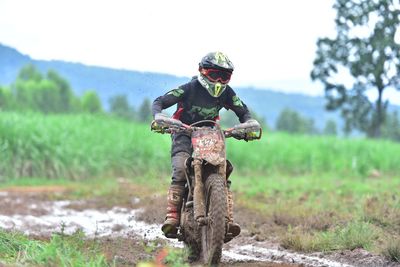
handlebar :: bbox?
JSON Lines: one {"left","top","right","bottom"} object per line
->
{"left": 151, "top": 119, "right": 262, "bottom": 141}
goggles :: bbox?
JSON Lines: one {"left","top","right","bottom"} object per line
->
{"left": 200, "top": 68, "right": 232, "bottom": 84}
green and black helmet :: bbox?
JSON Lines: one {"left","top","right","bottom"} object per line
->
{"left": 198, "top": 52, "right": 234, "bottom": 97}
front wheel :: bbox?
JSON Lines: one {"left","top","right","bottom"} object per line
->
{"left": 180, "top": 197, "right": 201, "bottom": 263}
{"left": 201, "top": 174, "right": 227, "bottom": 266}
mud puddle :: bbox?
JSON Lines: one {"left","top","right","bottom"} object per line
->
{"left": 0, "top": 190, "right": 396, "bottom": 267}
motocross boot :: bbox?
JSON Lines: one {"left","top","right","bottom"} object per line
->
{"left": 226, "top": 188, "right": 241, "bottom": 240}
{"left": 161, "top": 184, "right": 185, "bottom": 237}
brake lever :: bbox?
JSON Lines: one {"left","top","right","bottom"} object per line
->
{"left": 246, "top": 128, "right": 262, "bottom": 141}
{"left": 151, "top": 120, "right": 170, "bottom": 134}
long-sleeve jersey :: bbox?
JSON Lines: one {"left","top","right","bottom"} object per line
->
{"left": 152, "top": 77, "right": 252, "bottom": 125}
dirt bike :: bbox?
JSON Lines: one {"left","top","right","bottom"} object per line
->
{"left": 151, "top": 118, "right": 261, "bottom": 266}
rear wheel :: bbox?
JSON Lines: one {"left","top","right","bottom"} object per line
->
{"left": 201, "top": 174, "right": 227, "bottom": 266}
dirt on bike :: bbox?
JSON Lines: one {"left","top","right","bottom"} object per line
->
{"left": 151, "top": 118, "right": 261, "bottom": 266}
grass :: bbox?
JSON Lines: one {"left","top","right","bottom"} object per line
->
{"left": 383, "top": 239, "right": 400, "bottom": 262}
{"left": 0, "top": 229, "right": 108, "bottom": 266}
{"left": 231, "top": 173, "right": 399, "bottom": 255}
{"left": 281, "top": 221, "right": 378, "bottom": 252}
{"left": 226, "top": 132, "right": 400, "bottom": 176}
{"left": 231, "top": 174, "right": 400, "bottom": 221}
{"left": 0, "top": 112, "right": 171, "bottom": 180}
{"left": 258, "top": 186, "right": 397, "bottom": 257}
{"left": 0, "top": 175, "right": 167, "bottom": 210}
{"left": 136, "top": 246, "right": 190, "bottom": 267}
{"left": 1, "top": 112, "right": 400, "bottom": 181}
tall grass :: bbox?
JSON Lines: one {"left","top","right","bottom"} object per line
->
{"left": 227, "top": 132, "right": 400, "bottom": 176}
{"left": 1, "top": 112, "right": 400, "bottom": 180}
{"left": 0, "top": 112, "right": 171, "bottom": 180}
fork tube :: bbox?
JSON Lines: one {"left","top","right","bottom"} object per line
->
{"left": 193, "top": 159, "right": 206, "bottom": 224}
{"left": 218, "top": 162, "right": 226, "bottom": 179}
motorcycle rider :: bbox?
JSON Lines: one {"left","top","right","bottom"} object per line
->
{"left": 151, "top": 51, "right": 260, "bottom": 238}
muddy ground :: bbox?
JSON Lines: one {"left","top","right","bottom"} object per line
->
{"left": 0, "top": 184, "right": 398, "bottom": 267}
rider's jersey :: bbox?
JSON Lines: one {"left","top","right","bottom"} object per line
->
{"left": 152, "top": 77, "right": 252, "bottom": 125}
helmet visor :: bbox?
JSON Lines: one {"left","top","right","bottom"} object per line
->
{"left": 201, "top": 68, "right": 232, "bottom": 84}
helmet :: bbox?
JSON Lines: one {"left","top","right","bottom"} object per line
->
{"left": 199, "top": 51, "right": 235, "bottom": 71}
{"left": 198, "top": 52, "right": 234, "bottom": 97}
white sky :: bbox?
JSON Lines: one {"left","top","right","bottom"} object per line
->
{"left": 0, "top": 0, "right": 338, "bottom": 95}
{"left": 1, "top": 0, "right": 399, "bottom": 103}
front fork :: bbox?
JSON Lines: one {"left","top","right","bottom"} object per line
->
{"left": 193, "top": 159, "right": 226, "bottom": 226}
{"left": 193, "top": 159, "right": 206, "bottom": 225}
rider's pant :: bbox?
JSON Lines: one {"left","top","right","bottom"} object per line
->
{"left": 171, "top": 151, "right": 190, "bottom": 186}
{"left": 171, "top": 132, "right": 192, "bottom": 156}
{"left": 171, "top": 132, "right": 192, "bottom": 186}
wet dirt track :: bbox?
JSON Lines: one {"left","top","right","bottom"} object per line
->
{"left": 0, "top": 187, "right": 398, "bottom": 267}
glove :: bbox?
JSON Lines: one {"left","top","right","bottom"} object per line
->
{"left": 154, "top": 113, "right": 182, "bottom": 127}
{"left": 151, "top": 120, "right": 166, "bottom": 133}
{"left": 154, "top": 113, "right": 169, "bottom": 122}
{"left": 233, "top": 119, "right": 260, "bottom": 132}
{"left": 245, "top": 131, "right": 259, "bottom": 141}
{"left": 243, "top": 119, "right": 261, "bottom": 141}
{"left": 244, "top": 119, "right": 261, "bottom": 129}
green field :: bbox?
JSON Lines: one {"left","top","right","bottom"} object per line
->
{"left": 1, "top": 111, "right": 400, "bottom": 180}
{"left": 1, "top": 112, "right": 400, "bottom": 265}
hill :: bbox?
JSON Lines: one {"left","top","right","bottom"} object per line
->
{"left": 0, "top": 43, "right": 188, "bottom": 108}
{"left": 1, "top": 43, "right": 395, "bottom": 131}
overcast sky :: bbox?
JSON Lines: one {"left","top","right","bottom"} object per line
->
{"left": 1, "top": 0, "right": 399, "bottom": 103}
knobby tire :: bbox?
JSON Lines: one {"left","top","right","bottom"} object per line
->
{"left": 201, "top": 174, "right": 227, "bottom": 266}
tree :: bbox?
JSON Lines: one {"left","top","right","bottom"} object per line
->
{"left": 276, "top": 108, "right": 317, "bottom": 134}
{"left": 138, "top": 98, "right": 152, "bottom": 123}
{"left": 17, "top": 63, "right": 42, "bottom": 82}
{"left": 311, "top": 0, "right": 400, "bottom": 138}
{"left": 323, "top": 119, "right": 338, "bottom": 136}
{"left": 10, "top": 65, "right": 81, "bottom": 113}
{"left": 12, "top": 79, "right": 37, "bottom": 111}
{"left": 12, "top": 64, "right": 43, "bottom": 111}
{"left": 0, "top": 86, "right": 14, "bottom": 110}
{"left": 109, "top": 94, "right": 136, "bottom": 120}
{"left": 34, "top": 79, "right": 61, "bottom": 113}
{"left": 381, "top": 111, "right": 400, "bottom": 142}
{"left": 81, "top": 91, "right": 103, "bottom": 113}
{"left": 47, "top": 69, "right": 77, "bottom": 112}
